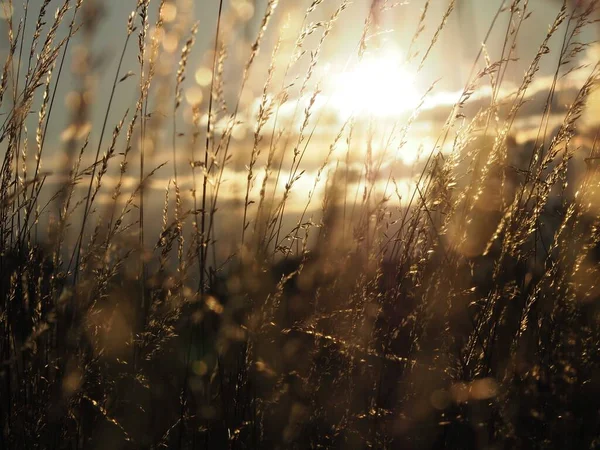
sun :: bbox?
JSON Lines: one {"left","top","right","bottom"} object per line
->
{"left": 331, "top": 49, "right": 420, "bottom": 118}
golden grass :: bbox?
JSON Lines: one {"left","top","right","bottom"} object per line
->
{"left": 1, "top": 0, "right": 600, "bottom": 448}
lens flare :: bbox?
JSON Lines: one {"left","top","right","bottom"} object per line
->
{"left": 332, "top": 49, "right": 420, "bottom": 118}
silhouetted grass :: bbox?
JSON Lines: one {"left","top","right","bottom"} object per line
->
{"left": 1, "top": 0, "right": 600, "bottom": 448}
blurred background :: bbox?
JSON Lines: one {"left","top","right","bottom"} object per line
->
{"left": 1, "top": 0, "right": 598, "bottom": 250}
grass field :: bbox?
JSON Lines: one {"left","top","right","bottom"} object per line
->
{"left": 1, "top": 0, "right": 600, "bottom": 448}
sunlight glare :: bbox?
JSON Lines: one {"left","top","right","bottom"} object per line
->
{"left": 332, "top": 49, "right": 420, "bottom": 118}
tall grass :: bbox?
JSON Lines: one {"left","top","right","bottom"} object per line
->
{"left": 1, "top": 0, "right": 600, "bottom": 448}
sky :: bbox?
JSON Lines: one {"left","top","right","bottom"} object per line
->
{"left": 1, "top": 0, "right": 598, "bottom": 246}
{"left": 1, "top": 0, "right": 593, "bottom": 148}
